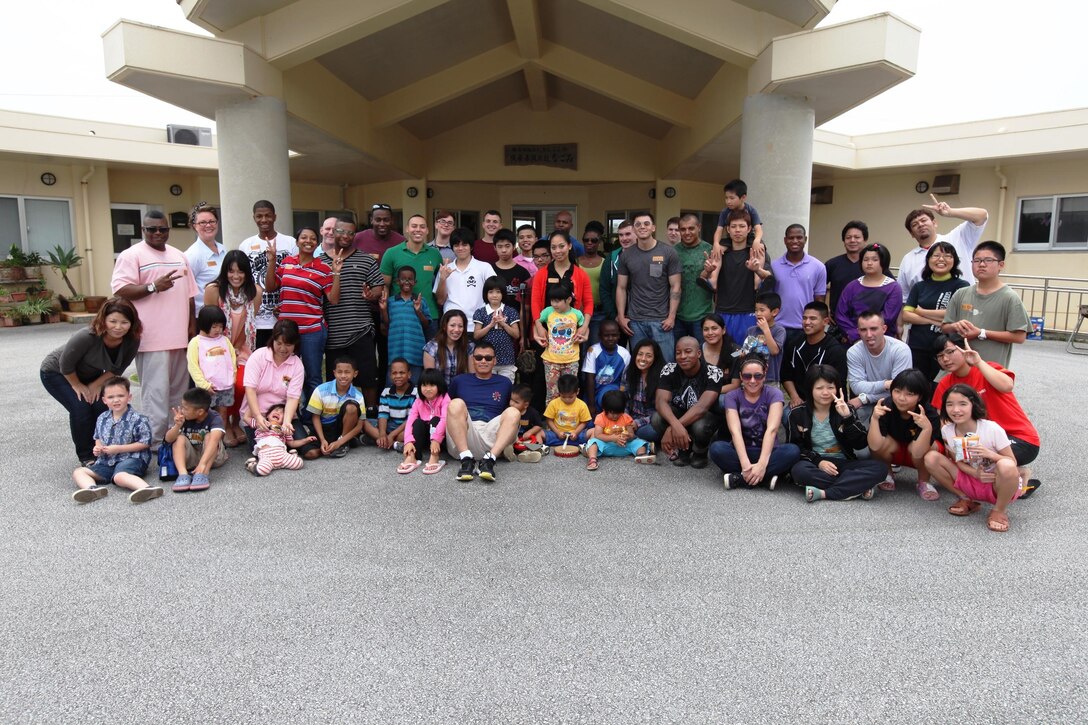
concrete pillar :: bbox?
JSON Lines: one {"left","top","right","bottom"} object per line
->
{"left": 739, "top": 94, "right": 814, "bottom": 260}
{"left": 215, "top": 96, "right": 292, "bottom": 246}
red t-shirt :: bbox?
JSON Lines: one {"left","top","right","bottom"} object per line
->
{"left": 473, "top": 239, "right": 500, "bottom": 265}
{"left": 931, "top": 363, "right": 1039, "bottom": 446}
{"left": 352, "top": 229, "right": 404, "bottom": 261}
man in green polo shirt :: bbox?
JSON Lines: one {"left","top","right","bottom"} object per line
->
{"left": 381, "top": 213, "right": 443, "bottom": 337}
{"left": 674, "top": 213, "right": 714, "bottom": 345}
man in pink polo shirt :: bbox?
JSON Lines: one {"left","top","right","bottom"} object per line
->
{"left": 111, "top": 210, "right": 198, "bottom": 445}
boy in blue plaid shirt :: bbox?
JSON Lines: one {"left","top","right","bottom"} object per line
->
{"left": 71, "top": 377, "right": 163, "bottom": 504}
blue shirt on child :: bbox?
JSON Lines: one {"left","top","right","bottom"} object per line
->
{"left": 93, "top": 405, "right": 152, "bottom": 466}
{"left": 387, "top": 295, "right": 430, "bottom": 367}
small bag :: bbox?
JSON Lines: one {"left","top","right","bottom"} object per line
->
{"left": 157, "top": 442, "right": 179, "bottom": 482}
{"left": 516, "top": 349, "right": 537, "bottom": 377}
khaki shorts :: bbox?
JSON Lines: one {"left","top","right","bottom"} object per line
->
{"left": 446, "top": 417, "right": 504, "bottom": 460}
{"left": 179, "top": 437, "right": 229, "bottom": 469}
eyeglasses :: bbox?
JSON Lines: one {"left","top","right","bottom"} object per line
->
{"left": 633, "top": 221, "right": 654, "bottom": 228}
{"left": 371, "top": 204, "right": 392, "bottom": 211}
{"left": 740, "top": 372, "right": 766, "bottom": 381}
{"left": 583, "top": 236, "right": 600, "bottom": 243}
{"left": 334, "top": 228, "right": 353, "bottom": 234}
{"left": 929, "top": 253, "right": 954, "bottom": 260}
{"left": 473, "top": 354, "right": 494, "bottom": 361}
{"left": 436, "top": 218, "right": 454, "bottom": 225}
{"left": 533, "top": 254, "right": 551, "bottom": 261}
{"left": 971, "top": 257, "right": 1000, "bottom": 265}
{"left": 194, "top": 220, "right": 217, "bottom": 227}
{"left": 143, "top": 226, "right": 169, "bottom": 234}
{"left": 935, "top": 349, "right": 960, "bottom": 360}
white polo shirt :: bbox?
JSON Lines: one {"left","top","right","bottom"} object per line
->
{"left": 897, "top": 218, "right": 986, "bottom": 302}
{"left": 238, "top": 232, "right": 298, "bottom": 329}
{"left": 184, "top": 238, "right": 225, "bottom": 311}
{"left": 434, "top": 257, "right": 496, "bottom": 331}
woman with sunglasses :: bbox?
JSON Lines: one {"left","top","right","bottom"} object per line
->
{"left": 577, "top": 221, "right": 606, "bottom": 345}
{"left": 710, "top": 355, "right": 800, "bottom": 490}
{"left": 901, "top": 241, "right": 969, "bottom": 380}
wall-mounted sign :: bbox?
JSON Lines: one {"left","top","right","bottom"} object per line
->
{"left": 504, "top": 143, "right": 577, "bottom": 170}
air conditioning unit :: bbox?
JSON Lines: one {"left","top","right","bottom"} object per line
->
{"left": 931, "top": 174, "right": 960, "bottom": 195}
{"left": 810, "top": 185, "right": 834, "bottom": 205}
{"left": 167, "top": 125, "right": 213, "bottom": 147}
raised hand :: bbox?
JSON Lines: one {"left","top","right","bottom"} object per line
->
{"left": 833, "top": 388, "right": 852, "bottom": 417}
{"left": 923, "top": 193, "right": 952, "bottom": 217}
{"left": 172, "top": 406, "right": 185, "bottom": 427}
{"left": 153, "top": 270, "right": 183, "bottom": 292}
{"left": 872, "top": 398, "right": 891, "bottom": 421}
{"left": 907, "top": 404, "right": 931, "bottom": 430}
{"left": 961, "top": 338, "right": 982, "bottom": 367}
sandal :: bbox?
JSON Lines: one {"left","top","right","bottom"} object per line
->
{"left": 987, "top": 510, "right": 1010, "bottom": 533}
{"left": 878, "top": 474, "right": 896, "bottom": 492}
{"left": 586, "top": 457, "right": 599, "bottom": 471}
{"left": 244, "top": 457, "right": 259, "bottom": 476}
{"left": 916, "top": 481, "right": 940, "bottom": 501}
{"left": 397, "top": 460, "right": 422, "bottom": 474}
{"left": 948, "top": 498, "right": 981, "bottom": 516}
{"left": 422, "top": 460, "right": 447, "bottom": 475}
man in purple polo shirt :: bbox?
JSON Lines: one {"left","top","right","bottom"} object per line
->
{"left": 771, "top": 223, "right": 826, "bottom": 346}
{"left": 353, "top": 204, "right": 404, "bottom": 261}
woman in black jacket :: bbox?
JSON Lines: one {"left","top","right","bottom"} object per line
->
{"left": 788, "top": 364, "right": 887, "bottom": 502}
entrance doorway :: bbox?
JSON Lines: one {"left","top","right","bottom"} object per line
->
{"left": 511, "top": 205, "right": 575, "bottom": 236}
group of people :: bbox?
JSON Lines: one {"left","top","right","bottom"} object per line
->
{"left": 39, "top": 182, "right": 1042, "bottom": 532}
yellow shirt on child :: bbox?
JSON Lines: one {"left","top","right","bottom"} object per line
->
{"left": 544, "top": 397, "right": 591, "bottom": 433}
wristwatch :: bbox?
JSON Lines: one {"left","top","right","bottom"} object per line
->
{"left": 858, "top": 393, "right": 869, "bottom": 405}
{"left": 977, "top": 329, "right": 988, "bottom": 340}
{"left": 146, "top": 282, "right": 156, "bottom": 294}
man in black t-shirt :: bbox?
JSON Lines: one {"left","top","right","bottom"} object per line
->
{"left": 781, "top": 301, "right": 848, "bottom": 409}
{"left": 824, "top": 220, "right": 867, "bottom": 318}
{"left": 648, "top": 337, "right": 724, "bottom": 469}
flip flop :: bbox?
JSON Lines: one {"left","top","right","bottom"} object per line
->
{"left": 916, "top": 481, "right": 940, "bottom": 501}
{"left": 422, "top": 460, "right": 447, "bottom": 475}
{"left": 987, "top": 510, "right": 1010, "bottom": 533}
{"left": 948, "top": 498, "right": 981, "bottom": 516}
{"left": 397, "top": 461, "right": 422, "bottom": 474}
{"left": 586, "top": 457, "right": 599, "bottom": 471}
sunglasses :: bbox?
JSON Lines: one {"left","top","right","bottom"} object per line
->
{"left": 473, "top": 354, "right": 494, "bottom": 361}
{"left": 143, "top": 226, "right": 170, "bottom": 234}
{"left": 371, "top": 203, "right": 392, "bottom": 211}
{"left": 741, "top": 372, "right": 766, "bottom": 381}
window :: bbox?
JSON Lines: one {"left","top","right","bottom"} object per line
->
{"left": 0, "top": 195, "right": 74, "bottom": 257}
{"left": 1016, "top": 194, "right": 1088, "bottom": 250}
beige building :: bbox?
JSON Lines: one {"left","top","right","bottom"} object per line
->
{"left": 1, "top": 1, "right": 1086, "bottom": 326}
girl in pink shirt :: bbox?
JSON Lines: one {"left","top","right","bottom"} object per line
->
{"left": 397, "top": 368, "right": 450, "bottom": 475}
{"left": 187, "top": 306, "right": 238, "bottom": 433}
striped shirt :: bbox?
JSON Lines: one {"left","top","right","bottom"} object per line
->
{"left": 276, "top": 255, "right": 333, "bottom": 334}
{"left": 378, "top": 386, "right": 418, "bottom": 425}
{"left": 322, "top": 250, "right": 385, "bottom": 347}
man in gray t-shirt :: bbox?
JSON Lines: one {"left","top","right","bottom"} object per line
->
{"left": 616, "top": 213, "right": 682, "bottom": 362}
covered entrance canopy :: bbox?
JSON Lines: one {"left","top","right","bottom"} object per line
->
{"left": 104, "top": 0, "right": 919, "bottom": 252}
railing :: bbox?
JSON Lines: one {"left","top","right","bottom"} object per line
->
{"left": 1003, "top": 274, "right": 1088, "bottom": 335}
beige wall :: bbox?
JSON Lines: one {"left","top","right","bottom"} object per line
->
{"left": 809, "top": 160, "right": 1088, "bottom": 279}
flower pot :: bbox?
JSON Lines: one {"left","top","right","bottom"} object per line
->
{"left": 10, "top": 291, "right": 27, "bottom": 302}
{"left": 1, "top": 316, "right": 21, "bottom": 328}
{"left": 68, "top": 299, "right": 87, "bottom": 312}
{"left": 0, "top": 267, "right": 24, "bottom": 283}
{"left": 22, "top": 266, "right": 42, "bottom": 280}
{"left": 36, "top": 290, "right": 53, "bottom": 300}
{"left": 84, "top": 295, "right": 107, "bottom": 312}
{"left": 24, "top": 315, "right": 43, "bottom": 325}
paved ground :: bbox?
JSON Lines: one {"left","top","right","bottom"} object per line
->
{"left": 1, "top": 323, "right": 1085, "bottom": 723}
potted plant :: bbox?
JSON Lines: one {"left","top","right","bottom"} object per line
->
{"left": 21, "top": 250, "right": 45, "bottom": 280}
{"left": 25, "top": 284, "right": 52, "bottom": 301}
{"left": 0, "top": 310, "right": 21, "bottom": 328}
{"left": 14, "top": 300, "right": 42, "bottom": 324}
{"left": 84, "top": 294, "right": 107, "bottom": 312}
{"left": 0, "top": 286, "right": 11, "bottom": 304}
{"left": 23, "top": 298, "right": 59, "bottom": 323}
{"left": 46, "top": 245, "right": 83, "bottom": 307}
{"left": 10, "top": 288, "right": 28, "bottom": 302}
{"left": 68, "top": 294, "right": 86, "bottom": 312}
{"left": 0, "top": 256, "right": 24, "bottom": 284}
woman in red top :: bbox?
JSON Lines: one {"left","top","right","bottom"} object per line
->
{"left": 531, "top": 231, "right": 593, "bottom": 344}
{"left": 264, "top": 227, "right": 343, "bottom": 401}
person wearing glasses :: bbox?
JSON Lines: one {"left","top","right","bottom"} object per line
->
{"left": 445, "top": 340, "right": 521, "bottom": 483}
{"left": 183, "top": 202, "right": 224, "bottom": 312}
{"left": 576, "top": 221, "right": 606, "bottom": 345}
{"left": 353, "top": 203, "right": 404, "bottom": 259}
{"left": 900, "top": 242, "right": 969, "bottom": 381}
{"left": 940, "top": 241, "right": 1030, "bottom": 369}
{"left": 110, "top": 210, "right": 198, "bottom": 445}
{"left": 898, "top": 196, "right": 988, "bottom": 304}
{"left": 429, "top": 210, "right": 457, "bottom": 264}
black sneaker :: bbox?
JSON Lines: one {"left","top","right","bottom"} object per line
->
{"left": 723, "top": 473, "right": 743, "bottom": 490}
{"left": 456, "top": 457, "right": 476, "bottom": 481}
{"left": 690, "top": 451, "right": 709, "bottom": 469}
{"left": 1020, "top": 478, "right": 1041, "bottom": 499}
{"left": 478, "top": 456, "right": 496, "bottom": 482}
{"left": 672, "top": 449, "right": 692, "bottom": 467}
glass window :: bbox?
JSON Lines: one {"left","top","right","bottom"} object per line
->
{"left": 25, "top": 199, "right": 73, "bottom": 257}
{"left": 0, "top": 198, "right": 20, "bottom": 250}
{"left": 1056, "top": 196, "right": 1088, "bottom": 247}
{"left": 1016, "top": 198, "right": 1052, "bottom": 247}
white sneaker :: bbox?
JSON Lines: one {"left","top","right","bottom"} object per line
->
{"left": 128, "top": 486, "right": 164, "bottom": 504}
{"left": 768, "top": 475, "right": 778, "bottom": 491}
{"left": 72, "top": 486, "right": 107, "bottom": 504}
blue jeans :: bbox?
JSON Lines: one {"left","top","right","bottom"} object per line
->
{"left": 672, "top": 319, "right": 705, "bottom": 347}
{"left": 41, "top": 369, "right": 106, "bottom": 463}
{"left": 298, "top": 324, "right": 328, "bottom": 403}
{"left": 709, "top": 440, "right": 801, "bottom": 478}
{"left": 544, "top": 429, "right": 590, "bottom": 446}
{"left": 629, "top": 320, "right": 676, "bottom": 363}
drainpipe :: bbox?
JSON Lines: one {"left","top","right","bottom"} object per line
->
{"left": 80, "top": 166, "right": 96, "bottom": 295}
{"left": 994, "top": 165, "right": 1008, "bottom": 244}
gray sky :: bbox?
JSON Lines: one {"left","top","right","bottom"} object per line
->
{"left": 1, "top": 0, "right": 1083, "bottom": 135}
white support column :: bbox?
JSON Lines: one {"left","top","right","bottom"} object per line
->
{"left": 739, "top": 94, "right": 814, "bottom": 259}
{"left": 215, "top": 97, "right": 292, "bottom": 246}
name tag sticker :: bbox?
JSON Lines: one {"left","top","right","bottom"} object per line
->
{"left": 652, "top": 256, "right": 664, "bottom": 262}
{"left": 207, "top": 260, "right": 217, "bottom": 267}
{"left": 423, "top": 265, "right": 434, "bottom": 272}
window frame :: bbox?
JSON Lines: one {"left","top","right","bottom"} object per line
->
{"left": 0, "top": 194, "right": 76, "bottom": 257}
{"left": 1015, "top": 193, "right": 1088, "bottom": 251}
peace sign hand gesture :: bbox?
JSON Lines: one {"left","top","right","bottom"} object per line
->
{"left": 907, "top": 404, "right": 932, "bottom": 430}
{"left": 922, "top": 193, "right": 952, "bottom": 217}
{"left": 833, "top": 388, "right": 852, "bottom": 417}
{"left": 962, "top": 338, "right": 982, "bottom": 367}
{"left": 871, "top": 397, "right": 891, "bottom": 421}
{"left": 329, "top": 248, "right": 345, "bottom": 275}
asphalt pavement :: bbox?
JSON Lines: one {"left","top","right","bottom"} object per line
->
{"left": 1, "top": 324, "right": 1085, "bottom": 723}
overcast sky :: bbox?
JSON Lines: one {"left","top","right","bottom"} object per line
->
{"left": 1, "top": 0, "right": 1083, "bottom": 135}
